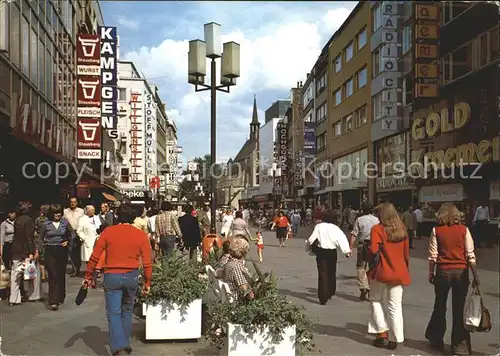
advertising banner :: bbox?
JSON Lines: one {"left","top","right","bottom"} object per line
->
{"left": 304, "top": 122, "right": 316, "bottom": 155}
{"left": 144, "top": 93, "right": 158, "bottom": 184}
{"left": 99, "top": 26, "right": 118, "bottom": 139}
{"left": 76, "top": 34, "right": 101, "bottom": 159}
{"left": 294, "top": 151, "right": 303, "bottom": 188}
{"left": 277, "top": 121, "right": 288, "bottom": 172}
{"left": 129, "top": 92, "right": 144, "bottom": 183}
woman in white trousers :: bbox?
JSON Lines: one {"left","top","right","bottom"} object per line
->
{"left": 366, "top": 203, "right": 411, "bottom": 351}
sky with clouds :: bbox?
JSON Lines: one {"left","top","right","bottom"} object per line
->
{"left": 101, "top": 1, "right": 357, "bottom": 163}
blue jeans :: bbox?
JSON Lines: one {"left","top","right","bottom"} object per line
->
{"left": 103, "top": 270, "right": 139, "bottom": 353}
{"left": 159, "top": 235, "right": 176, "bottom": 257}
{"left": 292, "top": 223, "right": 299, "bottom": 235}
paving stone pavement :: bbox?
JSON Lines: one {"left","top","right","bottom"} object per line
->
{"left": 1, "top": 226, "right": 499, "bottom": 355}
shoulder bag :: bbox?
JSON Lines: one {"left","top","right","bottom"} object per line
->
{"left": 465, "top": 263, "right": 491, "bottom": 332}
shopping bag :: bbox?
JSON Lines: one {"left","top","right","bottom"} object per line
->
{"left": 0, "top": 262, "right": 10, "bottom": 289}
{"left": 23, "top": 261, "right": 38, "bottom": 281}
{"left": 464, "top": 285, "right": 482, "bottom": 331}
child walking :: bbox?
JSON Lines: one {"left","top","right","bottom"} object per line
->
{"left": 252, "top": 231, "right": 264, "bottom": 263}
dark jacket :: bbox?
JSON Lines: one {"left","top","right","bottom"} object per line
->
{"left": 178, "top": 215, "right": 201, "bottom": 248}
{"left": 98, "top": 212, "right": 114, "bottom": 233}
{"left": 11, "top": 214, "right": 35, "bottom": 260}
{"left": 38, "top": 219, "right": 70, "bottom": 248}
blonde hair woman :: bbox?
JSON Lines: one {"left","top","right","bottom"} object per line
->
{"left": 367, "top": 203, "right": 411, "bottom": 351}
{"left": 425, "top": 203, "right": 476, "bottom": 355}
{"left": 221, "top": 237, "right": 254, "bottom": 300}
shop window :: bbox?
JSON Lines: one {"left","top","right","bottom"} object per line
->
{"left": 118, "top": 88, "right": 127, "bottom": 101}
{"left": 22, "top": 16, "right": 29, "bottom": 75}
{"left": 357, "top": 28, "right": 366, "bottom": 50}
{"left": 344, "top": 78, "right": 353, "bottom": 98}
{"left": 345, "top": 41, "right": 354, "bottom": 62}
{"left": 372, "top": 92, "right": 383, "bottom": 121}
{"left": 39, "top": 37, "right": 45, "bottom": 95}
{"left": 317, "top": 133, "right": 327, "bottom": 152}
{"left": 334, "top": 88, "right": 341, "bottom": 106}
{"left": 372, "top": 4, "right": 382, "bottom": 33}
{"left": 355, "top": 105, "right": 367, "bottom": 127}
{"left": 491, "top": 26, "right": 499, "bottom": 60}
{"left": 451, "top": 42, "right": 473, "bottom": 81}
{"left": 334, "top": 122, "right": 341, "bottom": 138}
{"left": 402, "top": 24, "right": 412, "bottom": 54}
{"left": 10, "top": 4, "right": 20, "bottom": 68}
{"left": 334, "top": 55, "right": 341, "bottom": 73}
{"left": 476, "top": 33, "right": 489, "bottom": 68}
{"left": 357, "top": 67, "right": 367, "bottom": 89}
{"left": 441, "top": 54, "right": 452, "bottom": 84}
{"left": 343, "top": 114, "right": 353, "bottom": 133}
{"left": 402, "top": 76, "right": 413, "bottom": 106}
{"left": 120, "top": 168, "right": 130, "bottom": 183}
{"left": 372, "top": 48, "right": 381, "bottom": 78}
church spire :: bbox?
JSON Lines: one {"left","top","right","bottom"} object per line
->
{"left": 251, "top": 94, "right": 259, "bottom": 126}
{"left": 249, "top": 94, "right": 260, "bottom": 141}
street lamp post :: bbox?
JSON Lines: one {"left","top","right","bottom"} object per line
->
{"left": 188, "top": 22, "right": 240, "bottom": 234}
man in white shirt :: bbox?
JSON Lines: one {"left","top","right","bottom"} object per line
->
{"left": 413, "top": 205, "right": 424, "bottom": 239}
{"left": 350, "top": 202, "right": 379, "bottom": 301}
{"left": 63, "top": 197, "right": 84, "bottom": 277}
{"left": 306, "top": 211, "right": 351, "bottom": 305}
{"left": 474, "top": 201, "right": 491, "bottom": 248}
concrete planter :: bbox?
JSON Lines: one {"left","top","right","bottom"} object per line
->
{"left": 226, "top": 323, "right": 296, "bottom": 356}
{"left": 145, "top": 299, "right": 202, "bottom": 340}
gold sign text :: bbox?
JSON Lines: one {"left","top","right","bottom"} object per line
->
{"left": 412, "top": 102, "right": 471, "bottom": 141}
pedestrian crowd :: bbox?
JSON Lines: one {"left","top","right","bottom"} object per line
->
{"left": 0, "top": 197, "right": 493, "bottom": 356}
{"left": 301, "top": 201, "right": 490, "bottom": 355}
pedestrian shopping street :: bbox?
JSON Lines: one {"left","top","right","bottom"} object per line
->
{"left": 2, "top": 226, "right": 498, "bottom": 356}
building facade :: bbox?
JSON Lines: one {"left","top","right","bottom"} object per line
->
{"left": 264, "top": 99, "right": 289, "bottom": 124}
{"left": 220, "top": 96, "right": 261, "bottom": 209}
{"left": 255, "top": 117, "right": 282, "bottom": 207}
{"left": 0, "top": 0, "right": 121, "bottom": 214}
{"left": 116, "top": 61, "right": 179, "bottom": 204}
{"left": 327, "top": 2, "right": 372, "bottom": 210}
{"left": 408, "top": 2, "right": 499, "bottom": 224}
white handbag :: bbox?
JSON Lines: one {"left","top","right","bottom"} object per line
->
{"left": 464, "top": 284, "right": 482, "bottom": 331}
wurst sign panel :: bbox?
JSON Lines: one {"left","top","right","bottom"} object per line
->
{"left": 76, "top": 34, "right": 102, "bottom": 159}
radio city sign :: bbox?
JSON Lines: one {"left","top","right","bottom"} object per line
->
{"left": 379, "top": 1, "right": 402, "bottom": 132}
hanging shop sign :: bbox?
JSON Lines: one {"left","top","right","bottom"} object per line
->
{"left": 410, "top": 102, "right": 500, "bottom": 172}
{"left": 294, "top": 151, "right": 304, "bottom": 188}
{"left": 304, "top": 122, "right": 316, "bottom": 155}
{"left": 144, "top": 93, "right": 158, "bottom": 184}
{"left": 419, "top": 184, "right": 464, "bottom": 203}
{"left": 76, "top": 33, "right": 101, "bottom": 159}
{"left": 99, "top": 26, "right": 118, "bottom": 140}
{"left": 380, "top": 1, "right": 402, "bottom": 131}
{"left": 414, "top": 4, "right": 440, "bottom": 99}
{"left": 376, "top": 175, "right": 413, "bottom": 192}
{"left": 277, "top": 121, "right": 288, "bottom": 172}
{"left": 129, "top": 92, "right": 144, "bottom": 183}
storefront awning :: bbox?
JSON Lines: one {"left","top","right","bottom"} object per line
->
{"left": 102, "top": 192, "right": 117, "bottom": 202}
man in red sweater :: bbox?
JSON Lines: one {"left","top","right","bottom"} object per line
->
{"left": 83, "top": 203, "right": 152, "bottom": 356}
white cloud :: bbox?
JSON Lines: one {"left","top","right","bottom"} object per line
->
{"left": 116, "top": 16, "right": 139, "bottom": 30}
{"left": 122, "top": 4, "right": 355, "bottom": 160}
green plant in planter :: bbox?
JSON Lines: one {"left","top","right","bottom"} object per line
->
{"left": 206, "top": 243, "right": 222, "bottom": 270}
{"left": 205, "top": 261, "right": 314, "bottom": 354}
{"left": 136, "top": 256, "right": 209, "bottom": 308}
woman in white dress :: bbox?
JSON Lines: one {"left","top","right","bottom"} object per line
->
{"left": 220, "top": 209, "right": 234, "bottom": 237}
{"left": 76, "top": 205, "right": 100, "bottom": 267}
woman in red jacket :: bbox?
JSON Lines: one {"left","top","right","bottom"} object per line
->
{"left": 367, "top": 203, "right": 410, "bottom": 351}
